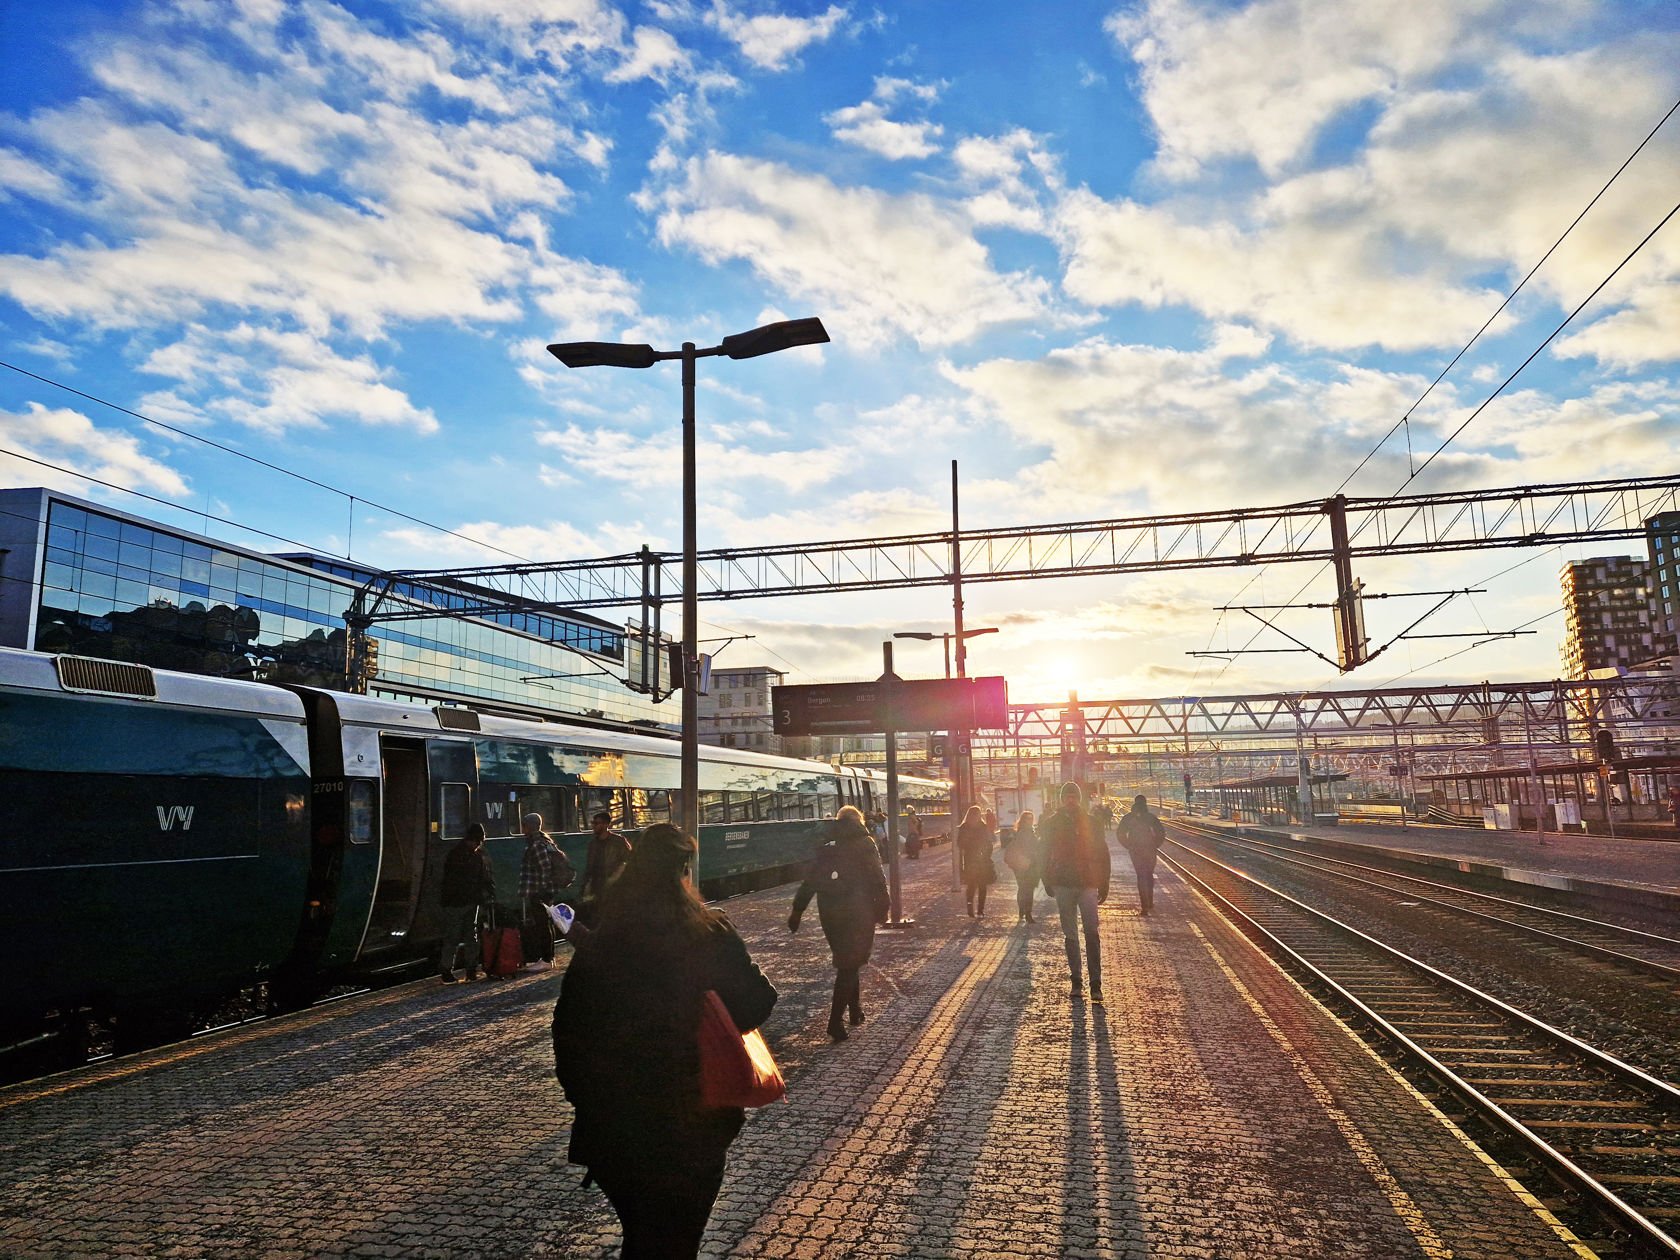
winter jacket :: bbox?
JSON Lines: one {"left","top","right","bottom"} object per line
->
{"left": 1041, "top": 805, "right": 1109, "bottom": 894}
{"left": 552, "top": 909, "right": 777, "bottom": 1174}
{"left": 789, "top": 818, "right": 890, "bottom": 971}
{"left": 440, "top": 839, "right": 495, "bottom": 908}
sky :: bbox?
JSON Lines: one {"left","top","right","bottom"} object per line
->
{"left": 2, "top": 0, "right": 1679, "bottom": 708}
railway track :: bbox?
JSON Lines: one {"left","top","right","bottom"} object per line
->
{"left": 1161, "top": 826, "right": 1680, "bottom": 1257}
{"left": 1173, "top": 823, "right": 1680, "bottom": 984}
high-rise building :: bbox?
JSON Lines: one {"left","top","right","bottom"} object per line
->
{"left": 1646, "top": 511, "right": 1680, "bottom": 650}
{"left": 1559, "top": 554, "right": 1667, "bottom": 679}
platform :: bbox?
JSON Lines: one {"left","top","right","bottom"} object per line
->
{"left": 1, "top": 845, "right": 1592, "bottom": 1258}
{"left": 1213, "top": 816, "right": 1680, "bottom": 914}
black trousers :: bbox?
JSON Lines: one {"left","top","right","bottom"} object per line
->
{"left": 523, "top": 896, "right": 555, "bottom": 962}
{"left": 830, "top": 966, "right": 861, "bottom": 1028}
{"left": 591, "top": 1156, "right": 725, "bottom": 1259}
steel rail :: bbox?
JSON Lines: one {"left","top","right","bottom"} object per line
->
{"left": 1184, "top": 827, "right": 1680, "bottom": 981}
{"left": 1161, "top": 828, "right": 1680, "bottom": 1256}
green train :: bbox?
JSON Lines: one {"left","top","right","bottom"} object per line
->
{"left": 0, "top": 647, "right": 947, "bottom": 1067}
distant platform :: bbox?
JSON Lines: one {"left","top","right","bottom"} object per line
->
{"left": 0, "top": 845, "right": 1589, "bottom": 1258}
{"left": 1201, "top": 815, "right": 1680, "bottom": 914}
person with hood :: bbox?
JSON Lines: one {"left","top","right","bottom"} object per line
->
{"left": 1040, "top": 781, "right": 1110, "bottom": 1004}
{"left": 787, "top": 806, "right": 890, "bottom": 1042}
{"left": 1118, "top": 793, "right": 1167, "bottom": 916}
{"left": 553, "top": 823, "right": 777, "bottom": 1259}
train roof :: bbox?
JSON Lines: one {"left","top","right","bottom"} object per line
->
{"left": 312, "top": 686, "right": 862, "bottom": 778}
{"left": 0, "top": 647, "right": 305, "bottom": 721}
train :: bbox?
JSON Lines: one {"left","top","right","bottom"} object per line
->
{"left": 0, "top": 647, "right": 947, "bottom": 1066}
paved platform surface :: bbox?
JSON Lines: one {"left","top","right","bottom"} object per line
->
{"left": 1225, "top": 817, "right": 1680, "bottom": 895}
{"left": 0, "top": 845, "right": 1593, "bottom": 1258}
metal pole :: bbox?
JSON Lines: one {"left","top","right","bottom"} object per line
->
{"left": 1522, "top": 689, "right": 1545, "bottom": 843}
{"left": 681, "top": 344, "right": 700, "bottom": 855}
{"left": 882, "top": 642, "right": 911, "bottom": 927}
{"left": 950, "top": 459, "right": 966, "bottom": 891}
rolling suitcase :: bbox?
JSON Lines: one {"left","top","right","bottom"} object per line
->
{"left": 481, "top": 907, "right": 522, "bottom": 977}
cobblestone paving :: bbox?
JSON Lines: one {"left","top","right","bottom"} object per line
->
{"left": 0, "top": 844, "right": 1592, "bottom": 1258}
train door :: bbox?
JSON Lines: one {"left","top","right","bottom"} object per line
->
{"left": 364, "top": 737, "right": 428, "bottom": 949}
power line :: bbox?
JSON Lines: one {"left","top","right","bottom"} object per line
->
{"left": 0, "top": 358, "right": 533, "bottom": 564}
{"left": 0, "top": 445, "right": 339, "bottom": 555}
{"left": 1201, "top": 94, "right": 1680, "bottom": 685}
{"left": 1334, "top": 91, "right": 1680, "bottom": 496}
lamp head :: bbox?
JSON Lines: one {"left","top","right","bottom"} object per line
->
{"left": 547, "top": 341, "right": 659, "bottom": 369}
{"left": 720, "top": 317, "right": 829, "bottom": 361}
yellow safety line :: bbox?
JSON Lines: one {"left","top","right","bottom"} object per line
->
{"left": 1189, "top": 917, "right": 1597, "bottom": 1260}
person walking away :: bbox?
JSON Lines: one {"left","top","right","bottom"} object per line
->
{"left": 1118, "top": 794, "right": 1167, "bottom": 916}
{"left": 904, "top": 806, "right": 924, "bottom": 860}
{"left": 788, "top": 806, "right": 890, "bottom": 1042}
{"left": 956, "top": 805, "right": 996, "bottom": 917}
{"left": 439, "top": 823, "right": 494, "bottom": 982}
{"left": 869, "top": 810, "right": 890, "bottom": 863}
{"left": 1040, "top": 782, "right": 1110, "bottom": 1004}
{"left": 554, "top": 824, "right": 777, "bottom": 1259}
{"left": 1003, "top": 810, "right": 1041, "bottom": 924}
{"left": 577, "top": 810, "right": 631, "bottom": 929}
{"left": 1091, "top": 797, "right": 1115, "bottom": 843}
{"left": 519, "top": 812, "right": 575, "bottom": 970}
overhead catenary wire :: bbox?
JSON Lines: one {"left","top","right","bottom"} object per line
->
{"left": 1194, "top": 92, "right": 1680, "bottom": 690}
{"left": 0, "top": 358, "right": 533, "bottom": 565}
{"left": 1207, "top": 194, "right": 1680, "bottom": 687}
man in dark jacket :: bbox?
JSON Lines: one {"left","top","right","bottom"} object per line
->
{"left": 788, "top": 807, "right": 890, "bottom": 1041}
{"left": 1039, "top": 782, "right": 1109, "bottom": 1004}
{"left": 1119, "top": 794, "right": 1167, "bottom": 916}
{"left": 577, "top": 810, "right": 631, "bottom": 928}
{"left": 439, "top": 823, "right": 494, "bottom": 982}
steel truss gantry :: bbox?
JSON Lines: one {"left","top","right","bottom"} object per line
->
{"left": 976, "top": 674, "right": 1680, "bottom": 781}
{"left": 369, "top": 473, "right": 1680, "bottom": 611}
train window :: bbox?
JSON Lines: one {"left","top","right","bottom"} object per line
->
{"left": 725, "top": 792, "right": 754, "bottom": 823}
{"left": 439, "top": 783, "right": 470, "bottom": 839}
{"left": 519, "top": 786, "right": 581, "bottom": 833}
{"left": 628, "top": 789, "right": 668, "bottom": 828}
{"left": 347, "top": 779, "right": 376, "bottom": 845}
{"left": 583, "top": 787, "right": 621, "bottom": 829}
{"left": 699, "top": 791, "right": 727, "bottom": 824}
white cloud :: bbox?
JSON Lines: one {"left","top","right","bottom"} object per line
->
{"left": 607, "top": 25, "right": 692, "bottom": 83}
{"left": 0, "top": 403, "right": 189, "bottom": 498}
{"left": 825, "top": 77, "right": 944, "bottom": 160}
{"left": 1109, "top": 0, "right": 1588, "bottom": 179}
{"left": 1072, "top": 16, "right": 1680, "bottom": 362}
{"left": 650, "top": 152, "right": 1059, "bottom": 348}
{"left": 706, "top": 2, "right": 848, "bottom": 71}
{"left": 535, "top": 421, "right": 846, "bottom": 491}
{"left": 375, "top": 515, "right": 646, "bottom": 566}
{"left": 139, "top": 325, "right": 441, "bottom": 435}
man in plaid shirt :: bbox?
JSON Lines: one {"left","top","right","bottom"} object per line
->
{"left": 519, "top": 812, "right": 575, "bottom": 969}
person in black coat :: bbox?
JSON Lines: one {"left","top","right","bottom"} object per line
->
{"left": 956, "top": 805, "right": 996, "bottom": 917}
{"left": 1118, "top": 793, "right": 1167, "bottom": 916}
{"left": 788, "top": 807, "right": 890, "bottom": 1043}
{"left": 553, "top": 824, "right": 777, "bottom": 1259}
{"left": 438, "top": 823, "right": 494, "bottom": 982}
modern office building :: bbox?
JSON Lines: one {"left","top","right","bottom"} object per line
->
{"left": 0, "top": 487, "right": 675, "bottom": 731}
{"left": 1646, "top": 511, "right": 1680, "bottom": 651}
{"left": 1559, "top": 554, "right": 1669, "bottom": 680}
{"left": 697, "top": 664, "right": 785, "bottom": 753}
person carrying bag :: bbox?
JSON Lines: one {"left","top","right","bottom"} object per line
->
{"left": 1118, "top": 793, "right": 1167, "bottom": 917}
{"left": 554, "top": 823, "right": 777, "bottom": 1259}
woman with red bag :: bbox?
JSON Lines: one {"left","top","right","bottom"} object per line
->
{"left": 552, "top": 824, "right": 778, "bottom": 1259}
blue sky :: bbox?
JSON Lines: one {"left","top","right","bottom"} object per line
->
{"left": 2, "top": 0, "right": 1679, "bottom": 704}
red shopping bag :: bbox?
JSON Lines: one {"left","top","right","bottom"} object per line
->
{"left": 697, "top": 989, "right": 785, "bottom": 1109}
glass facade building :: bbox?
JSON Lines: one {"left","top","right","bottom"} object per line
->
{"left": 0, "top": 488, "right": 675, "bottom": 731}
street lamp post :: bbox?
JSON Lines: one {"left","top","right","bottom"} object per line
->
{"left": 548, "top": 318, "right": 829, "bottom": 853}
